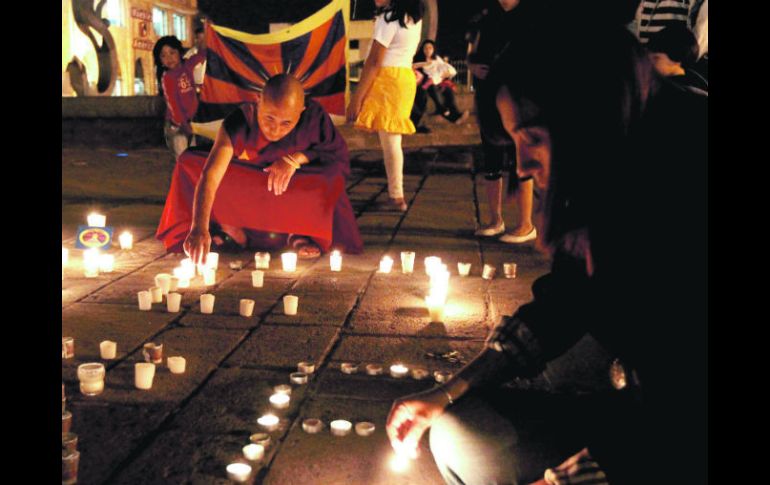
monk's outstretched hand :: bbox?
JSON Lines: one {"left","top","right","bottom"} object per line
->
{"left": 264, "top": 158, "right": 297, "bottom": 196}
{"left": 184, "top": 226, "right": 212, "bottom": 266}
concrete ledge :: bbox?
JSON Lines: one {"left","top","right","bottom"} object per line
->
{"left": 62, "top": 96, "right": 165, "bottom": 118}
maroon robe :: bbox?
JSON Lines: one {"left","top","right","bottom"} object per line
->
{"left": 156, "top": 99, "right": 364, "bottom": 254}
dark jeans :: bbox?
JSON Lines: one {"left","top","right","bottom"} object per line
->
{"left": 411, "top": 85, "right": 463, "bottom": 126}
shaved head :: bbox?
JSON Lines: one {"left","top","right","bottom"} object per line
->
{"left": 256, "top": 74, "right": 306, "bottom": 141}
{"left": 262, "top": 73, "right": 305, "bottom": 108}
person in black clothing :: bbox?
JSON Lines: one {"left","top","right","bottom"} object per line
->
{"left": 646, "top": 24, "right": 708, "bottom": 94}
{"left": 386, "top": 1, "right": 706, "bottom": 483}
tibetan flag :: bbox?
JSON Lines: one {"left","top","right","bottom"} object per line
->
{"left": 192, "top": 0, "right": 349, "bottom": 140}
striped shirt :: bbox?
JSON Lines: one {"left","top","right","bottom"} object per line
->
{"left": 636, "top": 0, "right": 692, "bottom": 44}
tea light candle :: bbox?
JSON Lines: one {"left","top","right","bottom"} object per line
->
{"left": 77, "top": 363, "right": 105, "bottom": 396}
{"left": 434, "top": 370, "right": 453, "bottom": 383}
{"left": 424, "top": 256, "right": 443, "bottom": 276}
{"left": 411, "top": 368, "right": 430, "bottom": 380}
{"left": 202, "top": 267, "right": 216, "bottom": 286}
{"left": 457, "top": 262, "right": 472, "bottom": 277}
{"left": 239, "top": 299, "right": 255, "bottom": 317}
{"left": 172, "top": 267, "right": 191, "bottom": 288}
{"left": 254, "top": 252, "right": 271, "bottom": 269}
{"left": 167, "top": 356, "right": 186, "bottom": 374}
{"left": 482, "top": 264, "right": 496, "bottom": 280}
{"left": 297, "top": 361, "right": 315, "bottom": 374}
{"left": 379, "top": 255, "right": 393, "bottom": 273}
{"left": 149, "top": 286, "right": 163, "bottom": 303}
{"left": 62, "top": 337, "right": 75, "bottom": 359}
{"left": 243, "top": 443, "right": 265, "bottom": 461}
{"left": 135, "top": 363, "right": 156, "bottom": 390}
{"left": 83, "top": 249, "right": 100, "bottom": 277}
{"left": 340, "top": 362, "right": 359, "bottom": 374}
{"left": 180, "top": 258, "right": 195, "bottom": 276}
{"left": 87, "top": 212, "right": 106, "bottom": 227}
{"left": 365, "top": 364, "right": 383, "bottom": 376}
{"left": 400, "top": 251, "right": 415, "bottom": 274}
{"left": 273, "top": 384, "right": 292, "bottom": 395}
{"left": 290, "top": 372, "right": 308, "bottom": 385}
{"left": 200, "top": 293, "right": 215, "bottom": 314}
{"left": 329, "top": 250, "right": 342, "bottom": 272}
{"left": 355, "top": 422, "right": 376, "bottom": 437}
{"left": 283, "top": 295, "right": 299, "bottom": 315}
{"left": 206, "top": 252, "right": 219, "bottom": 270}
{"left": 137, "top": 290, "right": 152, "bottom": 311}
{"left": 251, "top": 270, "right": 264, "bottom": 288}
{"left": 226, "top": 463, "right": 252, "bottom": 483}
{"left": 154, "top": 274, "right": 172, "bottom": 295}
{"left": 250, "top": 433, "right": 271, "bottom": 447}
{"left": 503, "top": 262, "right": 518, "bottom": 279}
{"left": 269, "top": 392, "right": 290, "bottom": 409}
{"left": 390, "top": 364, "right": 409, "bottom": 378}
{"left": 62, "top": 247, "right": 69, "bottom": 266}
{"left": 119, "top": 231, "right": 133, "bottom": 250}
{"left": 257, "top": 414, "right": 280, "bottom": 431}
{"left": 425, "top": 295, "right": 446, "bottom": 322}
{"left": 281, "top": 252, "right": 298, "bottom": 272}
{"left": 330, "top": 419, "right": 352, "bottom": 437}
{"left": 302, "top": 418, "right": 323, "bottom": 434}
{"left": 99, "top": 340, "right": 117, "bottom": 360}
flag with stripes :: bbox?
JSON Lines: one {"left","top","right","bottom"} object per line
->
{"left": 192, "top": 0, "right": 348, "bottom": 140}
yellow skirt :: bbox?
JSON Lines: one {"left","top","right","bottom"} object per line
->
{"left": 354, "top": 66, "right": 416, "bottom": 134}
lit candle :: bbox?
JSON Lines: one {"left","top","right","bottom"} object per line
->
{"left": 424, "top": 256, "right": 442, "bottom": 276}
{"left": 172, "top": 267, "right": 190, "bottom": 288}
{"left": 269, "top": 392, "right": 290, "bottom": 409}
{"left": 457, "top": 262, "right": 472, "bottom": 277}
{"left": 226, "top": 463, "right": 252, "bottom": 483}
{"left": 167, "top": 356, "right": 186, "bottom": 374}
{"left": 379, "top": 255, "right": 394, "bottom": 273}
{"left": 154, "top": 274, "right": 172, "bottom": 295}
{"left": 340, "top": 362, "right": 359, "bottom": 374}
{"left": 250, "top": 433, "right": 271, "bottom": 447}
{"left": 302, "top": 418, "right": 323, "bottom": 434}
{"left": 202, "top": 267, "right": 216, "bottom": 286}
{"left": 257, "top": 414, "right": 280, "bottom": 431}
{"left": 149, "top": 286, "right": 163, "bottom": 303}
{"left": 503, "top": 262, "right": 517, "bottom": 279}
{"left": 98, "top": 254, "right": 115, "bottom": 273}
{"left": 87, "top": 212, "right": 106, "bottom": 227}
{"left": 62, "top": 248, "right": 69, "bottom": 266}
{"left": 297, "top": 361, "right": 315, "bottom": 374}
{"left": 355, "top": 422, "right": 376, "bottom": 437}
{"left": 482, "top": 264, "right": 496, "bottom": 280}
{"left": 243, "top": 443, "right": 265, "bottom": 461}
{"left": 425, "top": 294, "right": 446, "bottom": 322}
{"left": 77, "top": 363, "right": 105, "bottom": 396}
{"left": 390, "top": 364, "right": 409, "bottom": 378}
{"left": 99, "top": 340, "right": 117, "bottom": 360}
{"left": 119, "top": 231, "right": 133, "bottom": 250}
{"left": 289, "top": 372, "right": 308, "bottom": 385}
{"left": 83, "top": 249, "right": 100, "bottom": 278}
{"left": 330, "top": 419, "right": 352, "bottom": 437}
{"left": 400, "top": 251, "right": 415, "bottom": 274}
{"left": 434, "top": 370, "right": 453, "bottom": 383}
{"left": 329, "top": 250, "right": 342, "bottom": 272}
{"left": 281, "top": 252, "right": 297, "bottom": 272}
{"left": 411, "top": 368, "right": 430, "bottom": 380}
{"left": 283, "top": 295, "right": 299, "bottom": 315}
{"left": 199, "top": 294, "right": 215, "bottom": 314}
{"left": 239, "top": 299, "right": 255, "bottom": 317}
{"left": 365, "top": 364, "right": 383, "bottom": 376}
{"left": 206, "top": 252, "right": 219, "bottom": 270}
{"left": 137, "top": 290, "right": 152, "bottom": 311}
{"left": 62, "top": 337, "right": 75, "bottom": 359}
{"left": 168, "top": 276, "right": 180, "bottom": 292}
{"left": 273, "top": 384, "right": 292, "bottom": 395}
{"left": 180, "top": 258, "right": 195, "bottom": 276}
{"left": 251, "top": 270, "right": 264, "bottom": 288}
{"left": 135, "top": 363, "right": 156, "bottom": 390}
{"left": 254, "top": 252, "right": 271, "bottom": 269}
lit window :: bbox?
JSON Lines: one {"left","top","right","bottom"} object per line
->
{"left": 112, "top": 78, "right": 122, "bottom": 96}
{"left": 153, "top": 8, "right": 168, "bottom": 36}
{"left": 173, "top": 14, "right": 188, "bottom": 42}
{"left": 102, "top": 0, "right": 124, "bottom": 28}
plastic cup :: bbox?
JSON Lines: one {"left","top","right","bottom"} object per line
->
{"left": 503, "top": 262, "right": 517, "bottom": 279}
{"left": 240, "top": 299, "right": 255, "bottom": 317}
{"left": 200, "top": 293, "right": 215, "bottom": 314}
{"left": 482, "top": 264, "right": 496, "bottom": 280}
{"left": 282, "top": 252, "right": 297, "bottom": 272}
{"left": 142, "top": 343, "right": 163, "bottom": 364}
{"left": 254, "top": 252, "right": 270, "bottom": 269}
{"left": 283, "top": 295, "right": 299, "bottom": 315}
{"left": 457, "top": 262, "right": 472, "bottom": 277}
{"left": 149, "top": 286, "right": 163, "bottom": 303}
{"left": 153, "top": 273, "right": 171, "bottom": 294}
{"left": 99, "top": 340, "right": 117, "bottom": 360}
{"left": 202, "top": 268, "right": 216, "bottom": 286}
{"left": 77, "top": 363, "right": 105, "bottom": 396}
{"left": 167, "top": 356, "right": 186, "bottom": 374}
{"left": 166, "top": 292, "right": 182, "bottom": 313}
{"left": 62, "top": 450, "right": 80, "bottom": 485}
{"left": 251, "top": 270, "right": 264, "bottom": 288}
{"left": 168, "top": 276, "right": 180, "bottom": 292}
{"left": 400, "top": 251, "right": 415, "bottom": 274}
{"left": 138, "top": 290, "right": 152, "bottom": 310}
{"left": 62, "top": 337, "right": 75, "bottom": 359}
{"left": 135, "top": 363, "right": 156, "bottom": 390}
{"left": 62, "top": 432, "right": 78, "bottom": 454}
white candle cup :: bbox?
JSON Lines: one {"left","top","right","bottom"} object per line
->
{"left": 302, "top": 418, "right": 323, "bottom": 434}
{"left": 434, "top": 370, "right": 453, "bottom": 384}
{"left": 411, "top": 368, "right": 430, "bottom": 380}
{"left": 226, "top": 463, "right": 252, "bottom": 483}
{"left": 457, "top": 262, "right": 472, "bottom": 277}
{"left": 254, "top": 252, "right": 271, "bottom": 269}
{"left": 424, "top": 256, "right": 443, "bottom": 276}
{"left": 149, "top": 286, "right": 163, "bottom": 303}
{"left": 250, "top": 433, "right": 271, "bottom": 447}
{"left": 330, "top": 419, "right": 353, "bottom": 437}
{"left": 205, "top": 252, "right": 219, "bottom": 270}
{"left": 281, "top": 252, "right": 298, "bottom": 272}
{"left": 202, "top": 267, "right": 216, "bottom": 286}
{"left": 98, "top": 254, "right": 115, "bottom": 272}
{"left": 154, "top": 274, "right": 172, "bottom": 295}
{"left": 390, "top": 364, "right": 409, "bottom": 379}
{"left": 62, "top": 248, "right": 69, "bottom": 266}
{"left": 273, "top": 384, "right": 292, "bottom": 395}
{"left": 243, "top": 443, "right": 265, "bottom": 462}
{"left": 119, "top": 231, "right": 133, "bottom": 250}
{"left": 340, "top": 362, "right": 359, "bottom": 374}
{"left": 135, "top": 363, "right": 156, "bottom": 390}
{"left": 400, "top": 251, "right": 416, "bottom": 274}
{"left": 269, "top": 392, "right": 290, "bottom": 409}
{"left": 62, "top": 337, "right": 75, "bottom": 359}
{"left": 329, "top": 250, "right": 342, "bottom": 272}
{"left": 355, "top": 422, "right": 376, "bottom": 437}
{"left": 482, "top": 264, "right": 497, "bottom": 280}
{"left": 229, "top": 260, "right": 243, "bottom": 270}
{"left": 257, "top": 414, "right": 280, "bottom": 431}
{"left": 77, "top": 363, "right": 105, "bottom": 396}
{"left": 289, "top": 372, "right": 308, "bottom": 385}
{"left": 167, "top": 356, "right": 186, "bottom": 374}
{"left": 365, "top": 364, "right": 383, "bottom": 376}
{"left": 426, "top": 298, "right": 446, "bottom": 322}
{"left": 83, "top": 249, "right": 100, "bottom": 278}
{"left": 239, "top": 299, "right": 255, "bottom": 317}
{"left": 283, "top": 295, "right": 299, "bottom": 315}
{"left": 200, "top": 294, "right": 215, "bottom": 314}
{"left": 503, "top": 262, "right": 518, "bottom": 279}
{"left": 297, "top": 361, "right": 315, "bottom": 374}
{"left": 168, "top": 276, "right": 180, "bottom": 293}
{"left": 173, "top": 266, "right": 193, "bottom": 283}
{"left": 137, "top": 290, "right": 152, "bottom": 311}
{"left": 379, "top": 256, "right": 394, "bottom": 274}
{"left": 180, "top": 258, "right": 195, "bottom": 275}
{"left": 87, "top": 213, "right": 106, "bottom": 227}
{"left": 251, "top": 270, "right": 264, "bottom": 288}
{"left": 166, "top": 292, "right": 182, "bottom": 313}
{"left": 99, "top": 340, "right": 117, "bottom": 360}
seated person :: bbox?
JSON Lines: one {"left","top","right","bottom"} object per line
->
{"left": 410, "top": 40, "right": 469, "bottom": 132}
{"left": 645, "top": 24, "right": 708, "bottom": 94}
{"left": 156, "top": 74, "right": 364, "bottom": 263}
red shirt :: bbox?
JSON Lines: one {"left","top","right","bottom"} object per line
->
{"left": 162, "top": 51, "right": 205, "bottom": 126}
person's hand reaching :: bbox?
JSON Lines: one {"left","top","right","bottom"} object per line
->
{"left": 386, "top": 388, "right": 450, "bottom": 459}
{"left": 183, "top": 225, "right": 211, "bottom": 266}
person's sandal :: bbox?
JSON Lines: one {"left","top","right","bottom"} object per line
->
{"left": 474, "top": 222, "right": 506, "bottom": 237}
{"left": 209, "top": 223, "right": 246, "bottom": 253}
{"left": 288, "top": 236, "right": 322, "bottom": 260}
{"left": 374, "top": 198, "right": 408, "bottom": 213}
{"left": 499, "top": 227, "right": 538, "bottom": 244}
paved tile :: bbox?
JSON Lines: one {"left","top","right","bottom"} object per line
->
{"left": 264, "top": 290, "right": 359, "bottom": 326}
{"left": 224, "top": 325, "right": 339, "bottom": 370}
{"left": 315, "top": 368, "right": 434, "bottom": 401}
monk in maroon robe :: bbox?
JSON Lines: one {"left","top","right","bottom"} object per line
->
{"left": 156, "top": 74, "right": 363, "bottom": 264}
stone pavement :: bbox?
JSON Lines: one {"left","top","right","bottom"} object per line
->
{"left": 62, "top": 144, "right": 611, "bottom": 484}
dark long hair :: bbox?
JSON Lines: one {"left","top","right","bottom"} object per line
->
{"left": 413, "top": 39, "right": 437, "bottom": 62}
{"left": 377, "top": 0, "right": 424, "bottom": 27}
{"left": 152, "top": 36, "right": 186, "bottom": 96}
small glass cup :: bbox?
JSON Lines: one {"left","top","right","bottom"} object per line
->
{"left": 400, "top": 251, "right": 415, "bottom": 274}
{"left": 62, "top": 432, "right": 78, "bottom": 454}
{"left": 77, "top": 363, "right": 105, "bottom": 396}
{"left": 142, "top": 343, "right": 163, "bottom": 364}
{"left": 62, "top": 450, "right": 80, "bottom": 485}
{"left": 62, "top": 337, "right": 75, "bottom": 359}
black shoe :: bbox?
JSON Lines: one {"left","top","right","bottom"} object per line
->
{"left": 416, "top": 126, "right": 432, "bottom": 134}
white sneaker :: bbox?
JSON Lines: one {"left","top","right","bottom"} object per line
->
{"left": 499, "top": 227, "right": 537, "bottom": 244}
{"left": 475, "top": 222, "right": 506, "bottom": 237}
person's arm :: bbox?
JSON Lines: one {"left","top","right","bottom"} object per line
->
{"left": 182, "top": 125, "right": 234, "bottom": 265}
{"left": 346, "top": 40, "right": 387, "bottom": 121}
